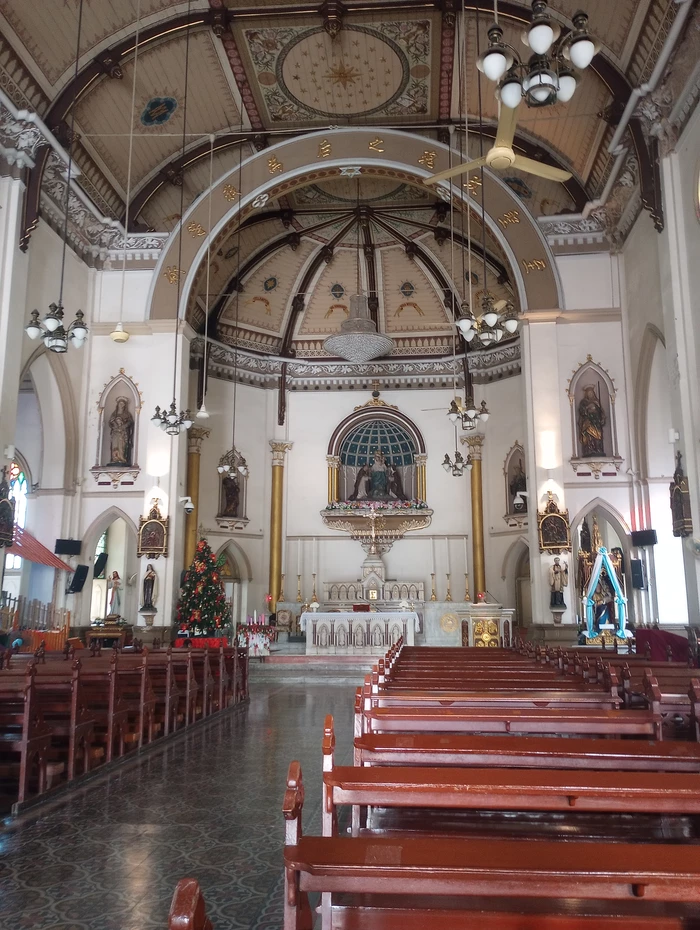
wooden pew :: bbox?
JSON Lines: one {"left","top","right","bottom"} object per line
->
{"left": 0, "top": 664, "right": 53, "bottom": 804}
{"left": 284, "top": 761, "right": 700, "bottom": 930}
{"left": 168, "top": 878, "right": 213, "bottom": 930}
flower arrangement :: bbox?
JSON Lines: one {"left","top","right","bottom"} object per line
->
{"left": 325, "top": 499, "right": 428, "bottom": 512}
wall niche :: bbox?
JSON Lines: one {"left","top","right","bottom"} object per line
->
{"left": 91, "top": 369, "right": 142, "bottom": 488}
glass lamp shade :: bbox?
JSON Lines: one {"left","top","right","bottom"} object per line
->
{"left": 159, "top": 420, "right": 168, "bottom": 431}
{"left": 493, "top": 327, "right": 504, "bottom": 342}
{"left": 70, "top": 319, "right": 88, "bottom": 340}
{"left": 463, "top": 328, "right": 477, "bottom": 342}
{"left": 167, "top": 412, "right": 178, "bottom": 425}
{"left": 43, "top": 310, "right": 61, "bottom": 333}
{"left": 151, "top": 407, "right": 162, "bottom": 425}
{"left": 196, "top": 403, "right": 210, "bottom": 419}
{"left": 482, "top": 48, "right": 509, "bottom": 82}
{"left": 448, "top": 411, "right": 459, "bottom": 424}
{"left": 569, "top": 35, "right": 595, "bottom": 69}
{"left": 479, "top": 330, "right": 497, "bottom": 345}
{"left": 217, "top": 466, "right": 225, "bottom": 474}
{"left": 479, "top": 411, "right": 490, "bottom": 423}
{"left": 482, "top": 310, "right": 499, "bottom": 328}
{"left": 71, "top": 337, "right": 86, "bottom": 349}
{"left": 499, "top": 75, "right": 523, "bottom": 109}
{"left": 465, "top": 403, "right": 478, "bottom": 419}
{"left": 238, "top": 464, "right": 248, "bottom": 476}
{"left": 528, "top": 22, "right": 554, "bottom": 55}
{"left": 182, "top": 417, "right": 193, "bottom": 430}
{"left": 45, "top": 333, "right": 68, "bottom": 353}
{"left": 442, "top": 457, "right": 451, "bottom": 472}
{"left": 466, "top": 460, "right": 473, "bottom": 471}
{"left": 456, "top": 317, "right": 475, "bottom": 337}
{"left": 25, "top": 314, "right": 42, "bottom": 339}
{"left": 556, "top": 71, "right": 577, "bottom": 102}
{"left": 504, "top": 317, "right": 519, "bottom": 334}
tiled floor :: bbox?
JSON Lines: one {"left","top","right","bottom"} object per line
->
{"left": 0, "top": 674, "right": 355, "bottom": 930}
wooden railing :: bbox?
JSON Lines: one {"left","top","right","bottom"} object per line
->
{"left": 0, "top": 595, "right": 71, "bottom": 634}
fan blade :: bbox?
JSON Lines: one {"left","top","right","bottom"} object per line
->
{"left": 495, "top": 104, "right": 518, "bottom": 150}
{"left": 424, "top": 156, "right": 487, "bottom": 186}
{"left": 512, "top": 155, "right": 572, "bottom": 182}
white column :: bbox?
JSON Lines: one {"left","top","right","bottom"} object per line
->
{"left": 522, "top": 318, "right": 572, "bottom": 625}
{"left": 0, "top": 175, "right": 30, "bottom": 470}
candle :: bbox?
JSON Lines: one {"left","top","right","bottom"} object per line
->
{"left": 463, "top": 537, "right": 468, "bottom": 574}
{"left": 312, "top": 537, "right": 317, "bottom": 575}
{"left": 445, "top": 537, "right": 451, "bottom": 575}
{"left": 430, "top": 538, "right": 435, "bottom": 575}
{"left": 254, "top": 609, "right": 257, "bottom": 624}
{"left": 297, "top": 539, "right": 301, "bottom": 576}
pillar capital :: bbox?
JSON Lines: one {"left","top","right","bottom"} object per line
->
{"left": 461, "top": 434, "right": 484, "bottom": 460}
{"left": 187, "top": 427, "right": 210, "bottom": 454}
{"left": 270, "top": 440, "right": 293, "bottom": 466}
{"left": 415, "top": 453, "right": 428, "bottom": 466}
{"left": 326, "top": 455, "right": 341, "bottom": 468}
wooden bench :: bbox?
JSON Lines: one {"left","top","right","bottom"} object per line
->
{"left": 284, "top": 761, "right": 700, "bottom": 930}
{"left": 168, "top": 878, "right": 213, "bottom": 930}
{"left": 0, "top": 665, "right": 53, "bottom": 804}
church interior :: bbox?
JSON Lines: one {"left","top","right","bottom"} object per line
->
{"left": 2, "top": 0, "right": 700, "bottom": 927}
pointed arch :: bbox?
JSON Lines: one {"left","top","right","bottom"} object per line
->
{"left": 634, "top": 324, "right": 669, "bottom": 480}
{"left": 79, "top": 507, "right": 139, "bottom": 626}
{"left": 500, "top": 534, "right": 530, "bottom": 582}
{"left": 214, "top": 538, "right": 253, "bottom": 583}
{"left": 570, "top": 498, "right": 631, "bottom": 542}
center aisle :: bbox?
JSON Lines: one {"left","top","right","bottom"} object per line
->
{"left": 0, "top": 674, "right": 356, "bottom": 930}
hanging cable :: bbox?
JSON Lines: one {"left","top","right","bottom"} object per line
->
{"left": 113, "top": 0, "right": 142, "bottom": 343}
{"left": 231, "top": 122, "right": 245, "bottom": 455}
{"left": 197, "top": 133, "right": 216, "bottom": 419}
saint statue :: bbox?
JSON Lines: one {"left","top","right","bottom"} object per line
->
{"left": 549, "top": 557, "right": 568, "bottom": 609}
{"left": 141, "top": 564, "right": 157, "bottom": 612}
{"left": 387, "top": 462, "right": 407, "bottom": 501}
{"left": 509, "top": 459, "right": 527, "bottom": 512}
{"left": 369, "top": 451, "right": 389, "bottom": 499}
{"left": 221, "top": 473, "right": 240, "bottom": 517}
{"left": 108, "top": 571, "right": 122, "bottom": 616}
{"left": 577, "top": 384, "right": 606, "bottom": 457}
{"left": 348, "top": 451, "right": 393, "bottom": 501}
{"left": 108, "top": 397, "right": 134, "bottom": 466}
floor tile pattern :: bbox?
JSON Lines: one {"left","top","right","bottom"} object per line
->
{"left": 0, "top": 676, "right": 355, "bottom": 930}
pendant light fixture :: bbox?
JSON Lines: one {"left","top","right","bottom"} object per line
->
{"left": 25, "top": 0, "right": 89, "bottom": 353}
{"left": 323, "top": 178, "right": 394, "bottom": 364}
{"left": 196, "top": 134, "right": 216, "bottom": 421}
{"left": 151, "top": 1, "right": 193, "bottom": 436}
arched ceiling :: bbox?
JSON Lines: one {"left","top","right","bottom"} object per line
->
{"left": 1, "top": 0, "right": 685, "bottom": 242}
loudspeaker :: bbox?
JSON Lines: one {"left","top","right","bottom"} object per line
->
{"left": 630, "top": 559, "right": 646, "bottom": 589}
{"left": 93, "top": 552, "right": 108, "bottom": 578}
{"left": 67, "top": 564, "right": 89, "bottom": 594}
{"left": 55, "top": 538, "right": 82, "bottom": 556}
{"left": 631, "top": 529, "right": 658, "bottom": 547}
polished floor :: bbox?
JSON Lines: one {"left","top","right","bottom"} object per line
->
{"left": 0, "top": 673, "right": 356, "bottom": 930}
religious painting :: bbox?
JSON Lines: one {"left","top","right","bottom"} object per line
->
{"left": 137, "top": 499, "right": 169, "bottom": 559}
{"left": 91, "top": 370, "right": 142, "bottom": 487}
{"left": 538, "top": 491, "right": 571, "bottom": 554}
{"left": 670, "top": 451, "right": 693, "bottom": 537}
{"left": 566, "top": 356, "right": 622, "bottom": 476}
{"left": 504, "top": 442, "right": 527, "bottom": 516}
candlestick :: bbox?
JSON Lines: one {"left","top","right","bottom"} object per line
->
{"left": 279, "top": 573, "right": 285, "bottom": 601}
{"left": 296, "top": 574, "right": 302, "bottom": 603}
{"left": 430, "top": 573, "right": 437, "bottom": 601}
{"left": 297, "top": 539, "right": 301, "bottom": 577}
{"left": 312, "top": 572, "right": 317, "bottom": 602}
{"left": 464, "top": 573, "right": 471, "bottom": 602}
{"left": 445, "top": 573, "right": 452, "bottom": 602}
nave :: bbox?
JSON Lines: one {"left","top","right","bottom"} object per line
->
{"left": 0, "top": 674, "right": 354, "bottom": 930}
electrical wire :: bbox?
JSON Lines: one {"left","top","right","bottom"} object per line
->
{"left": 201, "top": 133, "right": 215, "bottom": 408}
{"left": 118, "top": 0, "right": 142, "bottom": 327}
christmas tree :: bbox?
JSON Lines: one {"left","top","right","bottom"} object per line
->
{"left": 176, "top": 538, "right": 231, "bottom": 636}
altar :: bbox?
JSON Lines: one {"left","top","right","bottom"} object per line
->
{"left": 301, "top": 611, "right": 417, "bottom": 655}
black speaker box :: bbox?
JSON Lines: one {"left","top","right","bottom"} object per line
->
{"left": 67, "top": 564, "right": 89, "bottom": 594}
{"left": 631, "top": 529, "right": 658, "bottom": 547}
{"left": 630, "top": 559, "right": 646, "bottom": 590}
{"left": 55, "top": 538, "right": 82, "bottom": 556}
{"left": 93, "top": 552, "right": 108, "bottom": 578}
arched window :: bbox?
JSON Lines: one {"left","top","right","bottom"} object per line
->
{"left": 5, "top": 463, "right": 28, "bottom": 572}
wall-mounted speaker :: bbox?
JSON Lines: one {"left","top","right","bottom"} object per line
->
{"left": 93, "top": 552, "right": 108, "bottom": 578}
{"left": 67, "top": 564, "right": 89, "bottom": 594}
{"left": 630, "top": 559, "right": 646, "bottom": 590}
{"left": 631, "top": 529, "right": 658, "bottom": 547}
{"left": 55, "top": 538, "right": 82, "bottom": 556}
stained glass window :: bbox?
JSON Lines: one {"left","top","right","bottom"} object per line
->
{"left": 95, "top": 531, "right": 107, "bottom": 578}
{"left": 5, "top": 463, "right": 27, "bottom": 572}
{"left": 339, "top": 419, "right": 416, "bottom": 467}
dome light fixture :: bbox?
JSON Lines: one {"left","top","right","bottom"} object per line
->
{"left": 477, "top": 1, "right": 597, "bottom": 111}
{"left": 25, "top": 303, "right": 89, "bottom": 353}
{"left": 446, "top": 397, "right": 490, "bottom": 433}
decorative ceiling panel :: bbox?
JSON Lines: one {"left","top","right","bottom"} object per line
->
{"left": 380, "top": 247, "right": 452, "bottom": 334}
{"left": 219, "top": 237, "right": 316, "bottom": 334}
{"left": 74, "top": 31, "right": 240, "bottom": 192}
{"left": 233, "top": 12, "right": 440, "bottom": 127}
{"left": 0, "top": 0, "right": 180, "bottom": 86}
{"left": 299, "top": 250, "right": 360, "bottom": 337}
{"left": 421, "top": 234, "right": 519, "bottom": 312}
{"left": 289, "top": 177, "right": 431, "bottom": 208}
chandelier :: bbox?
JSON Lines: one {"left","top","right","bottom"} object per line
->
{"left": 25, "top": 1, "right": 88, "bottom": 354}
{"left": 479, "top": 2, "right": 597, "bottom": 109}
{"left": 217, "top": 447, "right": 249, "bottom": 478}
{"left": 456, "top": 295, "right": 519, "bottom": 346}
{"left": 323, "top": 293, "right": 394, "bottom": 364}
{"left": 442, "top": 449, "right": 472, "bottom": 477}
{"left": 447, "top": 396, "right": 490, "bottom": 432}
{"left": 151, "top": 402, "right": 193, "bottom": 436}
{"left": 25, "top": 304, "right": 88, "bottom": 353}
{"left": 323, "top": 180, "right": 394, "bottom": 364}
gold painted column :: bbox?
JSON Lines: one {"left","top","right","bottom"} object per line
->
{"left": 269, "top": 441, "right": 293, "bottom": 611}
{"left": 415, "top": 453, "right": 427, "bottom": 502}
{"left": 462, "top": 434, "right": 486, "bottom": 597}
{"left": 326, "top": 455, "right": 340, "bottom": 504}
{"left": 184, "top": 427, "right": 210, "bottom": 569}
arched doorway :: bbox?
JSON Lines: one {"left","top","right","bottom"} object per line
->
{"left": 216, "top": 541, "right": 252, "bottom": 627}
{"left": 571, "top": 503, "right": 631, "bottom": 627}
{"left": 80, "top": 509, "right": 138, "bottom": 627}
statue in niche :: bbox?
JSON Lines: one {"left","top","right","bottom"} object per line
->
{"left": 349, "top": 450, "right": 401, "bottom": 502}
{"left": 372, "top": 625, "right": 383, "bottom": 646}
{"left": 108, "top": 396, "right": 134, "bottom": 466}
{"left": 141, "top": 564, "right": 157, "bottom": 612}
{"left": 509, "top": 458, "right": 527, "bottom": 512}
{"left": 549, "top": 557, "right": 568, "bottom": 609}
{"left": 577, "top": 384, "right": 606, "bottom": 457}
{"left": 108, "top": 571, "right": 122, "bottom": 616}
{"left": 336, "top": 625, "right": 347, "bottom": 647}
{"left": 593, "top": 571, "right": 615, "bottom": 629}
{"left": 221, "top": 473, "right": 240, "bottom": 517}
{"left": 387, "top": 461, "right": 407, "bottom": 501}
{"left": 580, "top": 516, "right": 591, "bottom": 553}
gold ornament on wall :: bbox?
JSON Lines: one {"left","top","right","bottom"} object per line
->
{"left": 440, "top": 613, "right": 458, "bottom": 633}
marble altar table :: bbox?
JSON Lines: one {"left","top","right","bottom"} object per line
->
{"left": 301, "top": 611, "right": 417, "bottom": 655}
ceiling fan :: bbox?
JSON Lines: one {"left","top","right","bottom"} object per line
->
{"left": 424, "top": 103, "right": 572, "bottom": 187}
